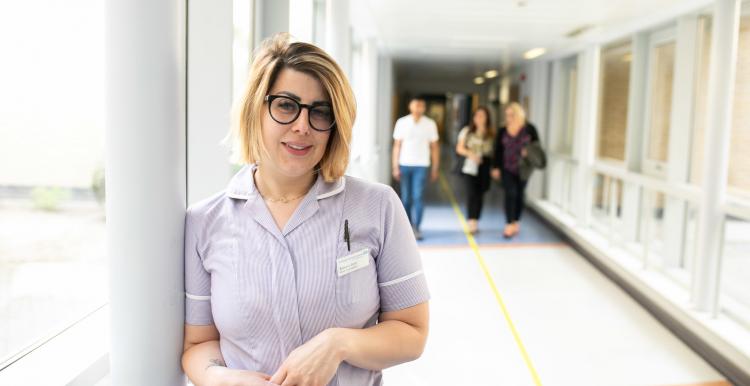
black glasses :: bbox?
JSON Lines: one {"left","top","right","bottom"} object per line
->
{"left": 265, "top": 95, "right": 336, "bottom": 132}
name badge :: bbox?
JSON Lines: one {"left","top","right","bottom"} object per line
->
{"left": 337, "top": 248, "right": 370, "bottom": 277}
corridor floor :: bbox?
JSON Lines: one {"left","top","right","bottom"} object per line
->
{"left": 383, "top": 172, "right": 729, "bottom": 386}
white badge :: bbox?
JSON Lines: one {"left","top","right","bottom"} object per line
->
{"left": 337, "top": 248, "right": 370, "bottom": 277}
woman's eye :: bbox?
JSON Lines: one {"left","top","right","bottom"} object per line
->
{"left": 311, "top": 107, "right": 332, "bottom": 120}
{"left": 276, "top": 100, "right": 297, "bottom": 112}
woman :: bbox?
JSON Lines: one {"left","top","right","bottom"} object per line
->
{"left": 455, "top": 106, "right": 494, "bottom": 234}
{"left": 491, "top": 102, "right": 541, "bottom": 238}
{"left": 182, "top": 34, "right": 430, "bottom": 386}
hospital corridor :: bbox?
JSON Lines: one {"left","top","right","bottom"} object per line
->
{"left": 1, "top": 0, "right": 750, "bottom": 385}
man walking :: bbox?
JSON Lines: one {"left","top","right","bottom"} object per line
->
{"left": 392, "top": 96, "right": 440, "bottom": 240}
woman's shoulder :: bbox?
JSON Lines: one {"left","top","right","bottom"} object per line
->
{"left": 343, "top": 175, "right": 396, "bottom": 199}
{"left": 186, "top": 189, "right": 230, "bottom": 223}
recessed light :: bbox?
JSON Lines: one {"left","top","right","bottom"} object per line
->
{"left": 474, "top": 77, "right": 485, "bottom": 85}
{"left": 484, "top": 70, "right": 499, "bottom": 79}
{"left": 523, "top": 47, "right": 546, "bottom": 60}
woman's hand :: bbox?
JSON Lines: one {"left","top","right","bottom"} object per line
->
{"left": 491, "top": 168, "right": 501, "bottom": 180}
{"left": 269, "top": 329, "right": 343, "bottom": 386}
{"left": 205, "top": 366, "right": 273, "bottom": 386}
{"left": 469, "top": 153, "right": 482, "bottom": 165}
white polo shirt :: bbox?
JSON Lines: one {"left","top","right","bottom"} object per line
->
{"left": 392, "top": 115, "right": 439, "bottom": 167}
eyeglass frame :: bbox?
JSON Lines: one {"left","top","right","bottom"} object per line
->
{"left": 264, "top": 94, "right": 337, "bottom": 132}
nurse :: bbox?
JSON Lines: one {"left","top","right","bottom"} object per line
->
{"left": 181, "top": 33, "right": 430, "bottom": 386}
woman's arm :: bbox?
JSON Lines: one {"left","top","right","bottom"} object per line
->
{"left": 337, "top": 302, "right": 429, "bottom": 370}
{"left": 182, "top": 324, "right": 224, "bottom": 385}
{"left": 269, "top": 303, "right": 429, "bottom": 385}
{"left": 182, "top": 324, "right": 271, "bottom": 386}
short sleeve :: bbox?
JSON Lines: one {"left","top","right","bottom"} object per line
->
{"left": 376, "top": 187, "right": 430, "bottom": 312}
{"left": 392, "top": 119, "right": 404, "bottom": 140}
{"left": 429, "top": 121, "right": 439, "bottom": 142}
{"left": 184, "top": 207, "right": 214, "bottom": 325}
{"left": 458, "top": 126, "right": 468, "bottom": 142}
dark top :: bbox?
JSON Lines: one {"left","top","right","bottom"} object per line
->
{"left": 492, "top": 123, "right": 540, "bottom": 175}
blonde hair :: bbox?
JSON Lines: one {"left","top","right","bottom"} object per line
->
{"left": 505, "top": 102, "right": 527, "bottom": 124}
{"left": 228, "top": 33, "right": 356, "bottom": 182}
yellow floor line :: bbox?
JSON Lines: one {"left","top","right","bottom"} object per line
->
{"left": 438, "top": 173, "right": 543, "bottom": 386}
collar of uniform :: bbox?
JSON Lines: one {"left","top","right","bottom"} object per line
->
{"left": 225, "top": 163, "right": 345, "bottom": 201}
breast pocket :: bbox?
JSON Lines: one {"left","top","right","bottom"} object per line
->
{"left": 334, "top": 242, "right": 380, "bottom": 328}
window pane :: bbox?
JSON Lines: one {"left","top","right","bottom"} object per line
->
{"left": 728, "top": 14, "right": 750, "bottom": 199}
{"left": 561, "top": 57, "right": 578, "bottom": 155}
{"left": 721, "top": 216, "right": 750, "bottom": 311}
{"left": 598, "top": 41, "right": 632, "bottom": 161}
{"left": 646, "top": 41, "right": 675, "bottom": 163}
{"left": 0, "top": 1, "right": 106, "bottom": 363}
{"left": 690, "top": 16, "right": 712, "bottom": 185}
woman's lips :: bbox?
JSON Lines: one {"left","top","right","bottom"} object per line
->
{"left": 282, "top": 141, "right": 312, "bottom": 156}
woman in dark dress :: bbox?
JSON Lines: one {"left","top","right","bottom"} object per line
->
{"left": 491, "top": 102, "right": 541, "bottom": 238}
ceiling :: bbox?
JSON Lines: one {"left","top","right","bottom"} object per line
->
{"left": 356, "top": 0, "right": 706, "bottom": 83}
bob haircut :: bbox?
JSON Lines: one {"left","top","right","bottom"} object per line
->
{"left": 229, "top": 33, "right": 356, "bottom": 182}
{"left": 505, "top": 101, "right": 527, "bottom": 125}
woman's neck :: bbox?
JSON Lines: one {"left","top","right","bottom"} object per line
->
{"left": 507, "top": 123, "right": 523, "bottom": 135}
{"left": 254, "top": 164, "right": 316, "bottom": 201}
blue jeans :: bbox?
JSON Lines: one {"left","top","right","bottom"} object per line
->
{"left": 399, "top": 165, "right": 428, "bottom": 230}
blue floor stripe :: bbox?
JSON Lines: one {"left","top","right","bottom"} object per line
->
{"left": 395, "top": 170, "right": 563, "bottom": 246}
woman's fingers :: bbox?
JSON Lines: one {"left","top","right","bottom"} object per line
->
{"left": 269, "top": 367, "right": 287, "bottom": 385}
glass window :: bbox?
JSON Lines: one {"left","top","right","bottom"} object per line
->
{"left": 689, "top": 16, "right": 712, "bottom": 185}
{"left": 720, "top": 9, "right": 750, "bottom": 323}
{"left": 727, "top": 13, "right": 750, "bottom": 199}
{"left": 645, "top": 40, "right": 675, "bottom": 166}
{"left": 559, "top": 56, "right": 578, "bottom": 155}
{"left": 0, "top": 1, "right": 106, "bottom": 364}
{"left": 597, "top": 41, "right": 632, "bottom": 161}
{"left": 592, "top": 173, "right": 623, "bottom": 231}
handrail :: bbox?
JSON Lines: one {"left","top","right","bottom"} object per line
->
{"left": 591, "top": 161, "right": 702, "bottom": 204}
{"left": 547, "top": 151, "right": 579, "bottom": 164}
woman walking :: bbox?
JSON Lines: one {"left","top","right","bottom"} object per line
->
{"left": 491, "top": 102, "right": 543, "bottom": 238}
{"left": 455, "top": 106, "right": 494, "bottom": 234}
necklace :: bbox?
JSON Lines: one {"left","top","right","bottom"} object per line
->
{"left": 260, "top": 190, "right": 307, "bottom": 204}
{"left": 255, "top": 173, "right": 313, "bottom": 204}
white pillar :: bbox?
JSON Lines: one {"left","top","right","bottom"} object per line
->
{"left": 289, "top": 0, "right": 314, "bottom": 42}
{"left": 376, "top": 55, "right": 394, "bottom": 184}
{"left": 188, "top": 0, "right": 234, "bottom": 206}
{"left": 620, "top": 33, "right": 649, "bottom": 242}
{"left": 105, "top": 1, "right": 187, "bottom": 385}
{"left": 573, "top": 47, "right": 601, "bottom": 227}
{"left": 325, "top": 0, "right": 351, "bottom": 77}
{"left": 663, "top": 15, "right": 700, "bottom": 269}
{"left": 692, "top": 0, "right": 741, "bottom": 313}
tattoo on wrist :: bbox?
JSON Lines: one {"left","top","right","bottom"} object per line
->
{"left": 205, "top": 358, "right": 226, "bottom": 371}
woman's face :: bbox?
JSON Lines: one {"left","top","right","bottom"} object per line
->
{"left": 505, "top": 108, "right": 520, "bottom": 128}
{"left": 260, "top": 68, "right": 332, "bottom": 179}
{"left": 473, "top": 109, "right": 488, "bottom": 128}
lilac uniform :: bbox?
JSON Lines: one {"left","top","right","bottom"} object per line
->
{"left": 184, "top": 164, "right": 430, "bottom": 385}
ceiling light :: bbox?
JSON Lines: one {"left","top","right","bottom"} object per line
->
{"left": 523, "top": 47, "right": 546, "bottom": 60}
{"left": 473, "top": 77, "right": 485, "bottom": 85}
{"left": 484, "top": 70, "right": 499, "bottom": 79}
